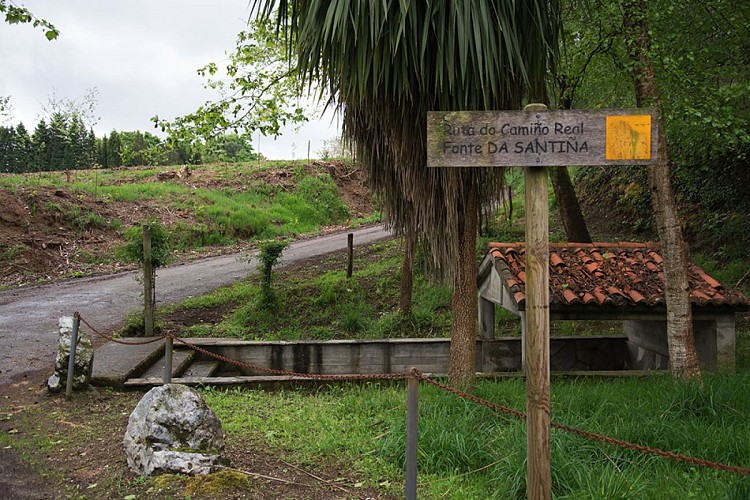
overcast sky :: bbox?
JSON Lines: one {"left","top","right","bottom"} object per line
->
{"left": 0, "top": 0, "right": 339, "bottom": 159}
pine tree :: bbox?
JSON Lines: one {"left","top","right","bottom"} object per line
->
{"left": 14, "top": 122, "right": 32, "bottom": 172}
{"left": 48, "top": 112, "right": 69, "bottom": 170}
{"left": 97, "top": 135, "right": 109, "bottom": 168}
{"left": 85, "top": 129, "right": 96, "bottom": 169}
{"left": 68, "top": 115, "right": 85, "bottom": 169}
{"left": 31, "top": 119, "right": 50, "bottom": 172}
{"left": 0, "top": 126, "right": 15, "bottom": 172}
{"left": 107, "top": 130, "right": 122, "bottom": 167}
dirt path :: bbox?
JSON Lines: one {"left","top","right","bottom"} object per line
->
{"left": 0, "top": 225, "right": 391, "bottom": 388}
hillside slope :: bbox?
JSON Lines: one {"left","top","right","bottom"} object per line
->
{"left": 0, "top": 160, "right": 373, "bottom": 287}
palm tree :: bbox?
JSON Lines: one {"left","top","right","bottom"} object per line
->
{"left": 255, "top": 0, "right": 561, "bottom": 387}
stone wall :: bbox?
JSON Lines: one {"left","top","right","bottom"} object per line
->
{"left": 624, "top": 315, "right": 735, "bottom": 371}
{"left": 190, "top": 336, "right": 629, "bottom": 376}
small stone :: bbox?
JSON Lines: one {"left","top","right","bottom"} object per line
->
{"left": 123, "top": 384, "right": 227, "bottom": 476}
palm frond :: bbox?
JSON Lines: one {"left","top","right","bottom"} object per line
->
{"left": 252, "top": 0, "right": 561, "bottom": 279}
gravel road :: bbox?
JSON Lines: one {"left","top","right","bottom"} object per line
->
{"left": 0, "top": 225, "right": 390, "bottom": 387}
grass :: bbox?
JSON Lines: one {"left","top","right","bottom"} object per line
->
{"left": 192, "top": 372, "right": 750, "bottom": 499}
{"left": 45, "top": 200, "right": 116, "bottom": 233}
{"left": 163, "top": 239, "right": 453, "bottom": 341}
{"left": 7, "top": 372, "right": 748, "bottom": 498}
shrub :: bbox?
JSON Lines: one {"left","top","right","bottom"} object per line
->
{"left": 256, "top": 239, "right": 288, "bottom": 311}
{"left": 117, "top": 219, "right": 173, "bottom": 268}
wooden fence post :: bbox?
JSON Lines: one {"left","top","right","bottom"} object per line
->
{"left": 524, "top": 103, "right": 551, "bottom": 500}
{"left": 143, "top": 225, "right": 154, "bottom": 337}
{"left": 406, "top": 372, "right": 419, "bottom": 500}
{"left": 346, "top": 233, "right": 354, "bottom": 279}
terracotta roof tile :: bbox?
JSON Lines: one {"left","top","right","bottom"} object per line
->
{"left": 562, "top": 288, "right": 580, "bottom": 303}
{"left": 593, "top": 287, "right": 607, "bottom": 304}
{"left": 550, "top": 253, "right": 565, "bottom": 267}
{"left": 691, "top": 290, "right": 711, "bottom": 302}
{"left": 581, "top": 292, "right": 597, "bottom": 305}
{"left": 487, "top": 242, "right": 750, "bottom": 310}
{"left": 696, "top": 268, "right": 723, "bottom": 290}
{"left": 627, "top": 289, "right": 647, "bottom": 303}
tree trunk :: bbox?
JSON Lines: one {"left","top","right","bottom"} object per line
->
{"left": 399, "top": 231, "right": 416, "bottom": 314}
{"left": 533, "top": 84, "right": 592, "bottom": 244}
{"left": 449, "top": 185, "right": 478, "bottom": 389}
{"left": 623, "top": 0, "right": 701, "bottom": 380}
{"left": 550, "top": 166, "right": 592, "bottom": 243}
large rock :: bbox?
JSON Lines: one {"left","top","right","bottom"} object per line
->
{"left": 47, "top": 316, "right": 94, "bottom": 393}
{"left": 123, "top": 384, "right": 227, "bottom": 476}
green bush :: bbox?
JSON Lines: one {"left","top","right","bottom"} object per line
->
{"left": 256, "top": 239, "right": 288, "bottom": 311}
{"left": 117, "top": 219, "right": 173, "bottom": 268}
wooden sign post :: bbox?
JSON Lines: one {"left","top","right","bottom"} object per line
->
{"left": 427, "top": 106, "right": 657, "bottom": 500}
{"left": 520, "top": 103, "right": 552, "bottom": 500}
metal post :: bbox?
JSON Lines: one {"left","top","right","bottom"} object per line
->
{"left": 163, "top": 335, "right": 173, "bottom": 384}
{"left": 524, "top": 103, "right": 552, "bottom": 500}
{"left": 65, "top": 313, "right": 81, "bottom": 398}
{"left": 346, "top": 233, "right": 354, "bottom": 279}
{"left": 406, "top": 372, "right": 419, "bottom": 500}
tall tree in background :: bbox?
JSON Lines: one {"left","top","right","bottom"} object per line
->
{"left": 623, "top": 0, "right": 701, "bottom": 380}
{"left": 48, "top": 112, "right": 70, "bottom": 169}
{"left": 0, "top": 125, "right": 15, "bottom": 172}
{"left": 257, "top": 0, "right": 560, "bottom": 387}
{"left": 67, "top": 115, "right": 86, "bottom": 169}
{"left": 30, "top": 120, "right": 50, "bottom": 171}
{"left": 107, "top": 130, "right": 122, "bottom": 168}
{"left": 545, "top": 2, "right": 628, "bottom": 243}
{"left": 97, "top": 135, "right": 109, "bottom": 167}
{"left": 550, "top": 167, "right": 591, "bottom": 242}
{"left": 14, "top": 122, "right": 31, "bottom": 169}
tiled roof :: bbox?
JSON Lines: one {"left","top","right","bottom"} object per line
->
{"left": 488, "top": 242, "right": 750, "bottom": 310}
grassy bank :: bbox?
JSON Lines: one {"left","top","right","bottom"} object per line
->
{"left": 0, "top": 160, "right": 375, "bottom": 286}
{"left": 3, "top": 373, "right": 748, "bottom": 498}
{"left": 0, "top": 162, "right": 358, "bottom": 250}
{"left": 161, "top": 238, "right": 455, "bottom": 341}
{"left": 199, "top": 373, "right": 750, "bottom": 499}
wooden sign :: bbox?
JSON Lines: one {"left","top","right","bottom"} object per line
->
{"left": 426, "top": 109, "right": 658, "bottom": 167}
